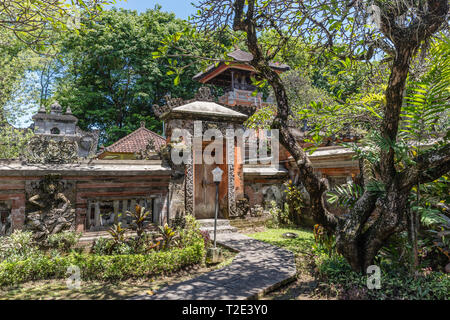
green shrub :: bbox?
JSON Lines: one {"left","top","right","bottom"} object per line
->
{"left": 91, "top": 237, "right": 136, "bottom": 255}
{"left": 0, "top": 230, "right": 39, "bottom": 263}
{"left": 46, "top": 231, "right": 82, "bottom": 253}
{"left": 316, "top": 254, "right": 450, "bottom": 300}
{"left": 0, "top": 238, "right": 205, "bottom": 287}
{"left": 266, "top": 201, "right": 291, "bottom": 228}
{"left": 178, "top": 214, "right": 204, "bottom": 248}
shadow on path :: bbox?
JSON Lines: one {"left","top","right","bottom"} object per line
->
{"left": 131, "top": 233, "right": 297, "bottom": 300}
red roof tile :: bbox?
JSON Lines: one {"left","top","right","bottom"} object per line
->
{"left": 105, "top": 126, "right": 166, "bottom": 154}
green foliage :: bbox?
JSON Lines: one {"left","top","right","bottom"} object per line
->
{"left": 107, "top": 223, "right": 126, "bottom": 244}
{"left": 327, "top": 183, "right": 364, "bottom": 209}
{"left": 0, "top": 239, "right": 205, "bottom": 287}
{"left": 0, "top": 125, "right": 34, "bottom": 159}
{"left": 0, "top": 0, "right": 114, "bottom": 52}
{"left": 313, "top": 224, "right": 336, "bottom": 257}
{"left": 401, "top": 34, "right": 450, "bottom": 146}
{"left": 159, "top": 224, "right": 178, "bottom": 251}
{"left": 266, "top": 201, "right": 291, "bottom": 228}
{"left": 283, "top": 180, "right": 305, "bottom": 224}
{"left": 46, "top": 231, "right": 82, "bottom": 253}
{"left": 178, "top": 215, "right": 204, "bottom": 248}
{"left": 91, "top": 237, "right": 134, "bottom": 255}
{"left": 316, "top": 254, "right": 450, "bottom": 300}
{"left": 54, "top": 8, "right": 212, "bottom": 145}
{"left": 126, "top": 205, "right": 151, "bottom": 239}
{"left": 0, "top": 230, "right": 38, "bottom": 263}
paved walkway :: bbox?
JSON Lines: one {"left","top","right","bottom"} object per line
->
{"left": 132, "top": 233, "right": 297, "bottom": 300}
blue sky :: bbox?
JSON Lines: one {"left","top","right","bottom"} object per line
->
{"left": 108, "top": 0, "right": 198, "bottom": 19}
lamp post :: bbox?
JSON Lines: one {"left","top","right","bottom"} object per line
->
{"left": 211, "top": 167, "right": 223, "bottom": 248}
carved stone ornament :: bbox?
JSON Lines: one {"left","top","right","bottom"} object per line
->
{"left": 23, "top": 136, "right": 79, "bottom": 164}
{"left": 76, "top": 127, "right": 100, "bottom": 158}
{"left": 25, "top": 175, "right": 76, "bottom": 241}
{"left": 135, "top": 139, "right": 160, "bottom": 160}
{"left": 153, "top": 87, "right": 215, "bottom": 119}
{"left": 194, "top": 86, "right": 215, "bottom": 102}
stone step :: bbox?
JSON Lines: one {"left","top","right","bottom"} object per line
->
{"left": 199, "top": 225, "right": 238, "bottom": 235}
{"left": 229, "top": 217, "right": 270, "bottom": 229}
{"left": 197, "top": 219, "right": 234, "bottom": 228}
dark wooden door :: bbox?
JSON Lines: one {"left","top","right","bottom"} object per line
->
{"left": 194, "top": 163, "right": 217, "bottom": 219}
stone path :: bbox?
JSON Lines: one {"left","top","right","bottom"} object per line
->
{"left": 132, "top": 233, "right": 297, "bottom": 300}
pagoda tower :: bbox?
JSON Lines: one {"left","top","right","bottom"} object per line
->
{"left": 193, "top": 49, "right": 290, "bottom": 112}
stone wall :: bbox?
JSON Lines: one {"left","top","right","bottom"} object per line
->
{"left": 0, "top": 160, "right": 171, "bottom": 234}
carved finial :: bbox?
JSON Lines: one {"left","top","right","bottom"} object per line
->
{"left": 50, "top": 101, "right": 62, "bottom": 115}
{"left": 195, "top": 86, "right": 214, "bottom": 102}
{"left": 140, "top": 121, "right": 145, "bottom": 128}
{"left": 66, "top": 106, "right": 72, "bottom": 114}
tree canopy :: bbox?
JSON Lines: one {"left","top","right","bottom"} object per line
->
{"left": 153, "top": 0, "right": 450, "bottom": 272}
{"left": 54, "top": 8, "right": 231, "bottom": 146}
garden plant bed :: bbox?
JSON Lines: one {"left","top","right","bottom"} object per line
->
{"left": 247, "top": 227, "right": 450, "bottom": 300}
{"left": 0, "top": 246, "right": 237, "bottom": 300}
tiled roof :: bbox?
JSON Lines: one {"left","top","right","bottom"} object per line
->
{"left": 193, "top": 49, "right": 290, "bottom": 81}
{"left": 105, "top": 126, "right": 166, "bottom": 154}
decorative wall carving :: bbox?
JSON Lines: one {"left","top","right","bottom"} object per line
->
{"left": 76, "top": 127, "right": 100, "bottom": 158}
{"left": 153, "top": 87, "right": 215, "bottom": 119}
{"left": 185, "top": 136, "right": 194, "bottom": 215}
{"left": 25, "top": 175, "right": 76, "bottom": 240}
{"left": 226, "top": 128, "right": 238, "bottom": 217}
{"left": 194, "top": 86, "right": 215, "bottom": 102}
{"left": 24, "top": 136, "right": 79, "bottom": 164}
{"left": 135, "top": 139, "right": 160, "bottom": 160}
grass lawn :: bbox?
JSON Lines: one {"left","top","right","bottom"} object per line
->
{"left": 246, "top": 227, "right": 315, "bottom": 255}
{"left": 0, "top": 245, "right": 236, "bottom": 300}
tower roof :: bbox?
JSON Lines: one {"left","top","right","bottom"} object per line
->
{"left": 193, "top": 49, "right": 290, "bottom": 84}
{"left": 161, "top": 101, "right": 248, "bottom": 122}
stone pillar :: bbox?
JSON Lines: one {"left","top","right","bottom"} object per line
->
{"left": 121, "top": 199, "right": 128, "bottom": 222}
{"left": 113, "top": 200, "right": 119, "bottom": 224}
{"left": 11, "top": 196, "right": 25, "bottom": 232}
{"left": 86, "top": 201, "right": 92, "bottom": 229}
{"left": 153, "top": 197, "right": 161, "bottom": 225}
{"left": 94, "top": 202, "right": 101, "bottom": 228}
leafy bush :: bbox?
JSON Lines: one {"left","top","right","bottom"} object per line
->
{"left": 266, "top": 201, "right": 291, "bottom": 228}
{"left": 313, "top": 224, "right": 336, "bottom": 257}
{"left": 0, "top": 238, "right": 205, "bottom": 287}
{"left": 178, "top": 215, "right": 204, "bottom": 248}
{"left": 284, "top": 180, "right": 305, "bottom": 223}
{"left": 249, "top": 204, "right": 264, "bottom": 217}
{"left": 91, "top": 237, "right": 134, "bottom": 255}
{"left": 46, "top": 231, "right": 81, "bottom": 253}
{"left": 127, "top": 205, "right": 152, "bottom": 239}
{"left": 159, "top": 224, "right": 178, "bottom": 250}
{"left": 0, "top": 230, "right": 38, "bottom": 263}
{"left": 199, "top": 230, "right": 211, "bottom": 249}
{"left": 315, "top": 252, "right": 450, "bottom": 300}
{"left": 93, "top": 216, "right": 203, "bottom": 255}
{"left": 326, "top": 183, "right": 364, "bottom": 209}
